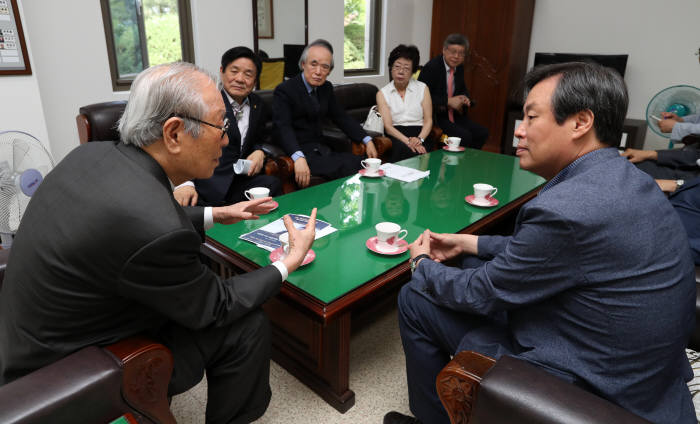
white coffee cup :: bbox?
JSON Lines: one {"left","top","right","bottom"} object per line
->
{"left": 446, "top": 137, "right": 461, "bottom": 150}
{"left": 244, "top": 187, "right": 270, "bottom": 200}
{"left": 361, "top": 158, "right": 382, "bottom": 174}
{"left": 473, "top": 183, "right": 497, "bottom": 203}
{"left": 233, "top": 159, "right": 252, "bottom": 175}
{"left": 278, "top": 233, "right": 290, "bottom": 258}
{"left": 375, "top": 222, "right": 408, "bottom": 251}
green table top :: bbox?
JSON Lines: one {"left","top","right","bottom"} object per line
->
{"left": 207, "top": 149, "right": 545, "bottom": 304}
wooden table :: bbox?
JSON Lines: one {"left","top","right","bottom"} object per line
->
{"left": 202, "top": 149, "right": 545, "bottom": 412}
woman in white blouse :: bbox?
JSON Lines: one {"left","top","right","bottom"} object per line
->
{"left": 376, "top": 44, "right": 433, "bottom": 162}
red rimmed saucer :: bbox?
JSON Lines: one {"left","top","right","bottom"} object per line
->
{"left": 269, "top": 247, "right": 316, "bottom": 266}
{"left": 442, "top": 146, "right": 465, "bottom": 152}
{"left": 264, "top": 200, "right": 279, "bottom": 212}
{"left": 359, "top": 169, "right": 385, "bottom": 178}
{"left": 465, "top": 194, "right": 498, "bottom": 207}
{"left": 365, "top": 236, "right": 409, "bottom": 255}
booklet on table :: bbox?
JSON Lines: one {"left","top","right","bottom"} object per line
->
{"left": 239, "top": 214, "right": 337, "bottom": 252}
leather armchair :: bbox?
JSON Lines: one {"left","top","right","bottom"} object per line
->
{"left": 438, "top": 266, "right": 700, "bottom": 424}
{"left": 0, "top": 250, "right": 175, "bottom": 424}
{"left": 437, "top": 351, "right": 651, "bottom": 424}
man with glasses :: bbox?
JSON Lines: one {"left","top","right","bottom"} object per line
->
{"left": 174, "top": 46, "right": 282, "bottom": 206}
{"left": 273, "top": 39, "right": 378, "bottom": 188}
{"left": 419, "top": 33, "right": 488, "bottom": 149}
{"left": 0, "top": 62, "right": 318, "bottom": 423}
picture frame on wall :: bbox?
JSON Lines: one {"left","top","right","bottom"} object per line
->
{"left": 0, "top": 0, "right": 32, "bottom": 75}
{"left": 256, "top": 0, "right": 274, "bottom": 39}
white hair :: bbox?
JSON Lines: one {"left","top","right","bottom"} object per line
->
{"left": 119, "top": 62, "right": 217, "bottom": 147}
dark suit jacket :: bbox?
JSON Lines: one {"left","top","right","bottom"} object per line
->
{"left": 0, "top": 141, "right": 282, "bottom": 384}
{"left": 657, "top": 144, "right": 700, "bottom": 170}
{"left": 418, "top": 55, "right": 470, "bottom": 119}
{"left": 194, "top": 90, "right": 270, "bottom": 204}
{"left": 272, "top": 74, "right": 367, "bottom": 155}
{"left": 671, "top": 176, "right": 700, "bottom": 264}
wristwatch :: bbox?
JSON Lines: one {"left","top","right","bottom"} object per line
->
{"left": 676, "top": 179, "right": 685, "bottom": 191}
{"left": 418, "top": 137, "right": 425, "bottom": 144}
{"left": 410, "top": 254, "right": 430, "bottom": 274}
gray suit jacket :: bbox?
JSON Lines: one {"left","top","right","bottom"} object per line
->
{"left": 411, "top": 147, "right": 696, "bottom": 423}
{"left": 0, "top": 141, "right": 282, "bottom": 384}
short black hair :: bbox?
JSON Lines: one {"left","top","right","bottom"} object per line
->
{"left": 388, "top": 44, "right": 420, "bottom": 74}
{"left": 524, "top": 61, "right": 629, "bottom": 146}
{"left": 220, "top": 46, "right": 262, "bottom": 79}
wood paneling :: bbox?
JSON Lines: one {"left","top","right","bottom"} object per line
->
{"left": 429, "top": 0, "right": 535, "bottom": 153}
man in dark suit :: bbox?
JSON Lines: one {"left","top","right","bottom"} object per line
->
{"left": 386, "top": 62, "right": 695, "bottom": 423}
{"left": 272, "top": 39, "right": 378, "bottom": 188}
{"left": 0, "top": 62, "right": 317, "bottom": 424}
{"left": 418, "top": 33, "right": 488, "bottom": 149}
{"left": 657, "top": 177, "right": 700, "bottom": 264}
{"left": 175, "top": 46, "right": 281, "bottom": 206}
{"left": 621, "top": 113, "right": 700, "bottom": 180}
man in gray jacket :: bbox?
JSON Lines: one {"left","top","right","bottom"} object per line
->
{"left": 386, "top": 62, "right": 695, "bottom": 424}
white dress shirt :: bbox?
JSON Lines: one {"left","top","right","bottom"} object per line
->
{"left": 379, "top": 79, "right": 427, "bottom": 127}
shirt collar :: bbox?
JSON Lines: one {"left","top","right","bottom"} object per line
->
{"left": 390, "top": 79, "right": 415, "bottom": 93}
{"left": 301, "top": 73, "right": 314, "bottom": 93}
{"left": 540, "top": 147, "right": 618, "bottom": 193}
{"left": 443, "top": 57, "right": 452, "bottom": 72}
{"left": 224, "top": 90, "right": 249, "bottom": 108}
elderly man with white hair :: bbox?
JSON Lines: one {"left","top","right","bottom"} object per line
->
{"left": 0, "top": 62, "right": 317, "bottom": 424}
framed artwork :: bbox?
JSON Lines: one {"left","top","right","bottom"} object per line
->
{"left": 0, "top": 0, "right": 32, "bottom": 75}
{"left": 256, "top": 0, "right": 274, "bottom": 39}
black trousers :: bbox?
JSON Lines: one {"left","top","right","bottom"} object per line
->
{"left": 155, "top": 309, "right": 271, "bottom": 424}
{"left": 436, "top": 113, "right": 488, "bottom": 150}
{"left": 386, "top": 126, "right": 433, "bottom": 163}
{"left": 635, "top": 160, "right": 700, "bottom": 180}
{"left": 301, "top": 141, "right": 363, "bottom": 180}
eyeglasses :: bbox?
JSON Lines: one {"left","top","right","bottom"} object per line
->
{"left": 171, "top": 114, "right": 230, "bottom": 139}
{"left": 392, "top": 64, "right": 412, "bottom": 73}
{"left": 444, "top": 47, "right": 466, "bottom": 58}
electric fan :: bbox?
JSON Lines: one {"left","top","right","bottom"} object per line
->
{"left": 0, "top": 131, "right": 54, "bottom": 249}
{"left": 646, "top": 85, "right": 700, "bottom": 142}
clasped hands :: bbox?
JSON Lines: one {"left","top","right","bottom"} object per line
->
{"left": 405, "top": 137, "right": 427, "bottom": 154}
{"left": 447, "top": 95, "right": 471, "bottom": 113}
{"left": 408, "top": 229, "right": 478, "bottom": 266}
{"left": 293, "top": 140, "right": 378, "bottom": 188}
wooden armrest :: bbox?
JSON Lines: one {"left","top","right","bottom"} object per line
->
{"left": 76, "top": 114, "right": 90, "bottom": 144}
{"left": 351, "top": 136, "right": 393, "bottom": 160}
{"left": 436, "top": 351, "right": 496, "bottom": 424}
{"left": 105, "top": 336, "right": 176, "bottom": 424}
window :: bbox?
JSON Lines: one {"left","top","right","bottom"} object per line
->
{"left": 100, "top": 0, "right": 194, "bottom": 91}
{"left": 343, "top": 0, "right": 382, "bottom": 76}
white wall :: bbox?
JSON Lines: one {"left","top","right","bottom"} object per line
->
{"left": 528, "top": 0, "right": 700, "bottom": 149}
{"left": 0, "top": 0, "right": 49, "bottom": 154}
{"left": 258, "top": 0, "right": 306, "bottom": 58}
{"left": 307, "top": 0, "right": 432, "bottom": 88}
{"left": 16, "top": 0, "right": 252, "bottom": 162}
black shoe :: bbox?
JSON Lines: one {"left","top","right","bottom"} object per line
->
{"left": 383, "top": 411, "right": 421, "bottom": 424}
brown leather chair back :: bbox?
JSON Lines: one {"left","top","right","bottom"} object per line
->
{"left": 76, "top": 101, "right": 127, "bottom": 144}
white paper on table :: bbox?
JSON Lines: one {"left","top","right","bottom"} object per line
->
{"left": 379, "top": 163, "right": 430, "bottom": 183}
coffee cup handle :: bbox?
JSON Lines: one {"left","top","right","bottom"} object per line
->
{"left": 360, "top": 159, "right": 368, "bottom": 169}
{"left": 490, "top": 188, "right": 498, "bottom": 198}
{"left": 244, "top": 190, "right": 252, "bottom": 200}
{"left": 396, "top": 229, "right": 408, "bottom": 242}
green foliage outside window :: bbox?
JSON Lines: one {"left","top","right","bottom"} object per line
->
{"left": 344, "top": 0, "right": 367, "bottom": 70}
{"left": 109, "top": 0, "right": 182, "bottom": 79}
